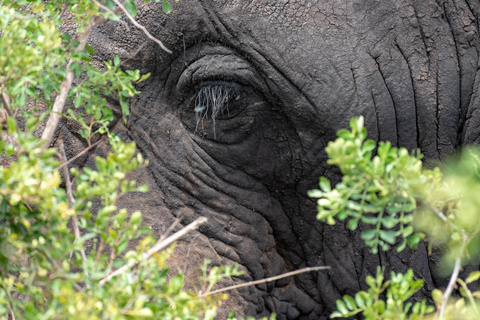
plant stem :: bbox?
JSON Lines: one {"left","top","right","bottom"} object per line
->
{"left": 59, "top": 142, "right": 90, "bottom": 281}
{"left": 201, "top": 266, "right": 330, "bottom": 297}
{"left": 111, "top": 0, "right": 172, "bottom": 54}
{"left": 439, "top": 257, "right": 461, "bottom": 320}
{"left": 456, "top": 278, "right": 479, "bottom": 315}
{"left": 55, "top": 140, "right": 101, "bottom": 171}
{"left": 98, "top": 217, "right": 207, "bottom": 286}
{"left": 41, "top": 16, "right": 105, "bottom": 148}
{"left": 0, "top": 89, "right": 13, "bottom": 117}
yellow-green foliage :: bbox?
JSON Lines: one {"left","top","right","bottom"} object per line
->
{"left": 0, "top": 0, "right": 248, "bottom": 319}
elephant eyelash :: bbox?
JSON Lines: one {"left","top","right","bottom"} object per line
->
{"left": 194, "top": 83, "right": 241, "bottom": 139}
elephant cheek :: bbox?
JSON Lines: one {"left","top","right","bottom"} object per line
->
{"left": 112, "top": 113, "right": 324, "bottom": 318}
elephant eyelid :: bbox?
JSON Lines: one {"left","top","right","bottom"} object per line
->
{"left": 193, "top": 82, "right": 242, "bottom": 139}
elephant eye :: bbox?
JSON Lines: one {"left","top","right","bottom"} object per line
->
{"left": 193, "top": 82, "right": 242, "bottom": 138}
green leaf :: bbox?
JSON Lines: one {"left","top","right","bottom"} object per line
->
{"left": 355, "top": 292, "right": 365, "bottom": 308}
{"left": 114, "top": 55, "right": 121, "bottom": 67}
{"left": 130, "top": 211, "right": 142, "bottom": 226}
{"left": 307, "top": 189, "right": 323, "bottom": 198}
{"left": 381, "top": 216, "right": 398, "bottom": 228}
{"left": 347, "top": 218, "right": 359, "bottom": 231}
{"left": 360, "top": 216, "right": 378, "bottom": 224}
{"left": 6, "top": 117, "right": 17, "bottom": 134}
{"left": 379, "top": 230, "right": 396, "bottom": 244}
{"left": 361, "top": 229, "right": 377, "bottom": 241}
{"left": 336, "top": 300, "right": 348, "bottom": 314}
{"left": 138, "top": 73, "right": 151, "bottom": 82}
{"left": 101, "top": 107, "right": 114, "bottom": 122}
{"left": 120, "top": 100, "right": 130, "bottom": 118}
{"left": 85, "top": 45, "right": 94, "bottom": 55}
{"left": 105, "top": 0, "right": 115, "bottom": 10}
{"left": 362, "top": 139, "right": 376, "bottom": 153}
{"left": 343, "top": 295, "right": 356, "bottom": 310}
{"left": 319, "top": 177, "right": 331, "bottom": 192}
{"left": 162, "top": 0, "right": 172, "bottom": 13}
{"left": 123, "top": 308, "right": 153, "bottom": 317}
{"left": 125, "top": 0, "right": 137, "bottom": 17}
{"left": 466, "top": 271, "right": 480, "bottom": 284}
{"left": 407, "top": 234, "right": 421, "bottom": 249}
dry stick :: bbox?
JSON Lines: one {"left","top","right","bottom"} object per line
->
{"left": 119, "top": 42, "right": 148, "bottom": 67}
{"left": 40, "top": 16, "right": 104, "bottom": 148}
{"left": 0, "top": 90, "right": 13, "bottom": 117}
{"left": 430, "top": 204, "right": 464, "bottom": 320}
{"left": 159, "top": 219, "right": 181, "bottom": 242}
{"left": 201, "top": 266, "right": 331, "bottom": 297}
{"left": 439, "top": 257, "right": 461, "bottom": 320}
{"left": 98, "top": 217, "right": 208, "bottom": 287}
{"left": 58, "top": 142, "right": 89, "bottom": 280}
{"left": 430, "top": 205, "right": 459, "bottom": 231}
{"left": 111, "top": 0, "right": 172, "bottom": 54}
{"left": 55, "top": 140, "right": 101, "bottom": 171}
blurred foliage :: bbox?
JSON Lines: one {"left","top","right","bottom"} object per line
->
{"left": 0, "top": 0, "right": 265, "bottom": 319}
{"left": 310, "top": 117, "right": 480, "bottom": 319}
{"left": 331, "top": 267, "right": 434, "bottom": 320}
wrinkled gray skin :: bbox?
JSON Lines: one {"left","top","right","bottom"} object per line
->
{"left": 64, "top": 1, "right": 480, "bottom": 319}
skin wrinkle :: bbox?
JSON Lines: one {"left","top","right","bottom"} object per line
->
{"left": 84, "top": 0, "right": 480, "bottom": 318}
{"left": 394, "top": 40, "right": 425, "bottom": 153}
{"left": 130, "top": 108, "right": 309, "bottom": 279}
{"left": 370, "top": 55, "right": 402, "bottom": 146}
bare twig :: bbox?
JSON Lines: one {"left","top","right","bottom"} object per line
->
{"left": 201, "top": 266, "right": 331, "bottom": 297}
{"left": 55, "top": 140, "right": 101, "bottom": 171}
{"left": 159, "top": 219, "right": 181, "bottom": 242}
{"left": 92, "top": 0, "right": 122, "bottom": 19}
{"left": 119, "top": 42, "right": 148, "bottom": 67}
{"left": 58, "top": 142, "right": 89, "bottom": 280}
{"left": 0, "top": 90, "right": 13, "bottom": 117}
{"left": 111, "top": 0, "right": 172, "bottom": 54}
{"left": 98, "top": 217, "right": 207, "bottom": 286}
{"left": 40, "top": 16, "right": 106, "bottom": 148}
{"left": 430, "top": 205, "right": 459, "bottom": 230}
{"left": 439, "top": 257, "right": 462, "bottom": 320}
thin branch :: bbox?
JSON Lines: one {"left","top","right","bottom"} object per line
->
{"left": 111, "top": 0, "right": 172, "bottom": 54}
{"left": 159, "top": 219, "right": 181, "bottom": 242}
{"left": 93, "top": 0, "right": 122, "bottom": 19}
{"left": 0, "top": 90, "right": 13, "bottom": 117}
{"left": 119, "top": 42, "right": 148, "bottom": 67}
{"left": 439, "top": 257, "right": 462, "bottom": 320}
{"left": 430, "top": 205, "right": 458, "bottom": 230}
{"left": 55, "top": 140, "right": 101, "bottom": 171}
{"left": 40, "top": 16, "right": 105, "bottom": 148}
{"left": 98, "top": 217, "right": 207, "bottom": 286}
{"left": 201, "top": 266, "right": 331, "bottom": 297}
{"left": 456, "top": 278, "right": 479, "bottom": 315}
{"left": 58, "top": 142, "right": 89, "bottom": 280}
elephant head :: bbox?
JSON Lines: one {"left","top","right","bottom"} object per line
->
{"left": 69, "top": 1, "right": 480, "bottom": 319}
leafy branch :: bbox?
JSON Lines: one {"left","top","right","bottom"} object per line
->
{"left": 311, "top": 117, "right": 480, "bottom": 319}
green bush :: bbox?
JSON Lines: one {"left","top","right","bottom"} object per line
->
{"left": 0, "top": 0, "right": 261, "bottom": 319}
{"left": 310, "top": 117, "right": 480, "bottom": 320}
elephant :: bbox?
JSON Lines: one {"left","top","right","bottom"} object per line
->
{"left": 61, "top": 0, "right": 480, "bottom": 319}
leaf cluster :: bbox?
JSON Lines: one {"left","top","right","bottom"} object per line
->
{"left": 332, "top": 267, "right": 434, "bottom": 320}
{"left": 308, "top": 117, "right": 426, "bottom": 254}
{"left": 311, "top": 117, "right": 480, "bottom": 319}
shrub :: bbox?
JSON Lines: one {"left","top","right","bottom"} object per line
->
{"left": 310, "top": 117, "right": 480, "bottom": 319}
{"left": 0, "top": 0, "right": 255, "bottom": 319}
